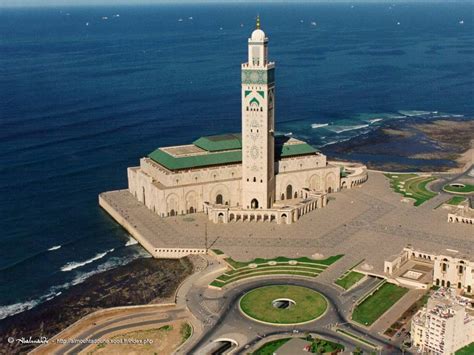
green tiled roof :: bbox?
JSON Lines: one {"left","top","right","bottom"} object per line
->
{"left": 277, "top": 142, "right": 317, "bottom": 157}
{"left": 148, "top": 148, "right": 242, "bottom": 170}
{"left": 193, "top": 134, "right": 242, "bottom": 152}
{"left": 148, "top": 134, "right": 318, "bottom": 171}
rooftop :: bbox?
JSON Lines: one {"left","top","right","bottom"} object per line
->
{"left": 148, "top": 133, "right": 319, "bottom": 171}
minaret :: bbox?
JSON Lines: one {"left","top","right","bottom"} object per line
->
{"left": 241, "top": 17, "right": 276, "bottom": 210}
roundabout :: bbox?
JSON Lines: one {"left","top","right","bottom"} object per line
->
{"left": 239, "top": 285, "right": 328, "bottom": 325}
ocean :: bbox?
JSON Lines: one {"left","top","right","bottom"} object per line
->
{"left": 0, "top": 3, "right": 473, "bottom": 320}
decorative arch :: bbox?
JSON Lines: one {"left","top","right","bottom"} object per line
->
{"left": 286, "top": 184, "right": 293, "bottom": 200}
{"left": 251, "top": 198, "right": 259, "bottom": 209}
{"left": 185, "top": 190, "right": 198, "bottom": 213}
{"left": 166, "top": 193, "right": 179, "bottom": 216}
{"left": 308, "top": 174, "right": 321, "bottom": 191}
{"left": 210, "top": 184, "right": 230, "bottom": 206}
{"left": 325, "top": 172, "right": 336, "bottom": 193}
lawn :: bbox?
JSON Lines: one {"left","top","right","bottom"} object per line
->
{"left": 253, "top": 338, "right": 291, "bottom": 355}
{"left": 446, "top": 196, "right": 467, "bottom": 205}
{"left": 240, "top": 285, "right": 327, "bottom": 324}
{"left": 209, "top": 254, "right": 343, "bottom": 288}
{"left": 352, "top": 283, "right": 408, "bottom": 326}
{"left": 335, "top": 271, "right": 365, "bottom": 290}
{"left": 385, "top": 173, "right": 437, "bottom": 206}
{"left": 456, "top": 342, "right": 474, "bottom": 355}
{"left": 443, "top": 183, "right": 474, "bottom": 194}
{"left": 305, "top": 336, "right": 345, "bottom": 353}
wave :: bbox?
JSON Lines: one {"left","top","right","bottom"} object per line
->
{"left": 0, "top": 251, "right": 150, "bottom": 320}
{"left": 0, "top": 282, "right": 69, "bottom": 320}
{"left": 0, "top": 300, "right": 39, "bottom": 320}
{"left": 327, "top": 124, "right": 370, "bottom": 134}
{"left": 60, "top": 248, "right": 114, "bottom": 272}
{"left": 311, "top": 123, "right": 329, "bottom": 129}
{"left": 48, "top": 245, "right": 62, "bottom": 251}
{"left": 318, "top": 137, "right": 351, "bottom": 148}
{"left": 398, "top": 110, "right": 433, "bottom": 117}
{"left": 71, "top": 253, "right": 149, "bottom": 286}
{"left": 125, "top": 237, "right": 138, "bottom": 247}
{"left": 367, "top": 118, "right": 383, "bottom": 124}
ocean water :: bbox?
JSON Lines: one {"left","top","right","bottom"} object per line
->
{"left": 0, "top": 3, "right": 473, "bottom": 320}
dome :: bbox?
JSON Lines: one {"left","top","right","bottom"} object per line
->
{"left": 251, "top": 28, "right": 266, "bottom": 42}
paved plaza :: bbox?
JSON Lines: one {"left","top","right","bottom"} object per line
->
{"left": 101, "top": 171, "right": 472, "bottom": 275}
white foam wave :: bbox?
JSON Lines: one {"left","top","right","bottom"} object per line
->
{"left": 48, "top": 245, "right": 62, "bottom": 251}
{"left": 368, "top": 118, "right": 383, "bottom": 124}
{"left": 0, "top": 251, "right": 149, "bottom": 320}
{"left": 319, "top": 137, "right": 351, "bottom": 148}
{"left": 284, "top": 132, "right": 293, "bottom": 136}
{"left": 61, "top": 248, "right": 114, "bottom": 272}
{"left": 327, "top": 124, "right": 370, "bottom": 134}
{"left": 0, "top": 300, "right": 39, "bottom": 320}
{"left": 125, "top": 237, "right": 138, "bottom": 246}
{"left": 0, "top": 282, "right": 69, "bottom": 320}
{"left": 311, "top": 123, "right": 329, "bottom": 129}
{"left": 398, "top": 110, "right": 432, "bottom": 117}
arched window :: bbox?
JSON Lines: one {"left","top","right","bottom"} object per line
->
{"left": 251, "top": 198, "right": 259, "bottom": 209}
{"left": 447, "top": 281, "right": 451, "bottom": 288}
{"left": 216, "top": 194, "right": 223, "bottom": 205}
{"left": 286, "top": 184, "right": 293, "bottom": 200}
{"left": 436, "top": 279, "right": 440, "bottom": 286}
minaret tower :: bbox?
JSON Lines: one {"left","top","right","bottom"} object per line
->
{"left": 241, "top": 17, "right": 276, "bottom": 209}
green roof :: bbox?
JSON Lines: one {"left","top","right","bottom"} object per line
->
{"left": 277, "top": 142, "right": 317, "bottom": 158}
{"left": 148, "top": 148, "right": 242, "bottom": 170}
{"left": 193, "top": 134, "right": 242, "bottom": 152}
{"left": 148, "top": 134, "right": 318, "bottom": 171}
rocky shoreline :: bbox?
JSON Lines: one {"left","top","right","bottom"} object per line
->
{"left": 326, "top": 118, "right": 474, "bottom": 172}
{"left": 0, "top": 257, "right": 193, "bottom": 354}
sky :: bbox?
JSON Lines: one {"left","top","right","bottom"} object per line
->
{"left": 0, "top": 0, "right": 468, "bottom": 8}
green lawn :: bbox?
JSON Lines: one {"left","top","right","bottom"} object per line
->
{"left": 209, "top": 254, "right": 343, "bottom": 288}
{"left": 352, "top": 283, "right": 409, "bottom": 326}
{"left": 456, "top": 342, "right": 474, "bottom": 355}
{"left": 385, "top": 173, "right": 437, "bottom": 206}
{"left": 446, "top": 196, "right": 467, "bottom": 205}
{"left": 253, "top": 338, "right": 291, "bottom": 355}
{"left": 306, "top": 336, "right": 345, "bottom": 353}
{"left": 224, "top": 255, "right": 343, "bottom": 269}
{"left": 444, "top": 183, "right": 474, "bottom": 194}
{"left": 335, "top": 271, "right": 365, "bottom": 290}
{"left": 240, "top": 285, "right": 327, "bottom": 324}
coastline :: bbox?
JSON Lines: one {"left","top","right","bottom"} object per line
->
{"left": 0, "top": 257, "right": 193, "bottom": 354}
{"left": 325, "top": 117, "right": 474, "bottom": 173}
{"left": 0, "top": 116, "right": 472, "bottom": 354}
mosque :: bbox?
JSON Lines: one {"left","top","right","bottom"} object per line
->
{"left": 127, "top": 19, "right": 367, "bottom": 224}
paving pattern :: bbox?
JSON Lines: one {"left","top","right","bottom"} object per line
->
{"left": 102, "top": 171, "right": 473, "bottom": 276}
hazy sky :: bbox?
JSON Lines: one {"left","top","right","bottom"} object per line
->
{"left": 1, "top": 0, "right": 467, "bottom": 8}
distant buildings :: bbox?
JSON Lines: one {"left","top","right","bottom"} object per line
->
{"left": 411, "top": 288, "right": 474, "bottom": 354}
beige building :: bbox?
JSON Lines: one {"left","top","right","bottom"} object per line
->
{"left": 127, "top": 20, "right": 366, "bottom": 224}
{"left": 411, "top": 288, "right": 474, "bottom": 354}
{"left": 384, "top": 246, "right": 473, "bottom": 294}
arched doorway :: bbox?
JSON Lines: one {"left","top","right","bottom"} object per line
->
{"left": 286, "top": 185, "right": 293, "bottom": 200}
{"left": 169, "top": 209, "right": 176, "bottom": 216}
{"left": 216, "top": 194, "right": 223, "bottom": 205}
{"left": 251, "top": 198, "right": 259, "bottom": 209}
{"left": 189, "top": 207, "right": 195, "bottom": 213}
